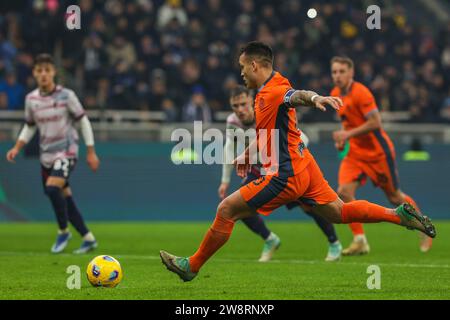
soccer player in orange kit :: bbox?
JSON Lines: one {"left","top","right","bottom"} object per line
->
{"left": 330, "top": 56, "right": 433, "bottom": 255}
{"left": 160, "top": 42, "right": 436, "bottom": 282}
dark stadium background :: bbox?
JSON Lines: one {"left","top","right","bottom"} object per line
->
{"left": 0, "top": 0, "right": 449, "bottom": 221}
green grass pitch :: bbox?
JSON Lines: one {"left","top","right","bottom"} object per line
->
{"left": 0, "top": 221, "right": 449, "bottom": 300}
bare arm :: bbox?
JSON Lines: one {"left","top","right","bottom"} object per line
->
{"left": 79, "top": 115, "right": 100, "bottom": 172}
{"left": 333, "top": 111, "right": 382, "bottom": 143}
{"left": 347, "top": 111, "right": 381, "bottom": 138}
{"left": 287, "top": 89, "right": 343, "bottom": 111}
{"left": 289, "top": 90, "right": 320, "bottom": 107}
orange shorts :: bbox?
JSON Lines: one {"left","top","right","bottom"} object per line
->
{"left": 338, "top": 156, "right": 400, "bottom": 194}
{"left": 240, "top": 157, "right": 338, "bottom": 216}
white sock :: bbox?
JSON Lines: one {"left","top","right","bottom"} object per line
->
{"left": 265, "top": 232, "right": 275, "bottom": 241}
{"left": 58, "top": 228, "right": 69, "bottom": 234}
{"left": 83, "top": 232, "right": 95, "bottom": 242}
{"left": 354, "top": 234, "right": 367, "bottom": 243}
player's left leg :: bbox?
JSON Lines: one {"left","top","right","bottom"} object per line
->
{"left": 44, "top": 175, "right": 72, "bottom": 253}
{"left": 62, "top": 187, "right": 97, "bottom": 254}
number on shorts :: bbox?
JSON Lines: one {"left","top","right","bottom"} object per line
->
{"left": 54, "top": 159, "right": 70, "bottom": 178}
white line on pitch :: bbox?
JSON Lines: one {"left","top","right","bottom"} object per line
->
{"left": 0, "top": 251, "right": 449, "bottom": 269}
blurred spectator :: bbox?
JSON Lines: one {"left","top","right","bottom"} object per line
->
{"left": 109, "top": 59, "right": 136, "bottom": 109}
{"left": 82, "top": 34, "right": 107, "bottom": 89}
{"left": 0, "top": 92, "right": 8, "bottom": 109}
{"left": 0, "top": 32, "right": 17, "bottom": 72}
{"left": 107, "top": 35, "right": 137, "bottom": 69}
{"left": 156, "top": 0, "right": 188, "bottom": 31}
{"left": 441, "top": 89, "right": 450, "bottom": 122}
{"left": 162, "top": 98, "right": 178, "bottom": 122}
{"left": 182, "top": 85, "right": 213, "bottom": 123}
{"left": 0, "top": 0, "right": 447, "bottom": 123}
{"left": 0, "top": 72, "right": 24, "bottom": 110}
{"left": 149, "top": 68, "right": 170, "bottom": 110}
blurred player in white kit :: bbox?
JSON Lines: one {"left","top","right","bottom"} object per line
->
{"left": 6, "top": 54, "right": 100, "bottom": 254}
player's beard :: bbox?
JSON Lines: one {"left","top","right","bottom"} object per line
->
{"left": 242, "top": 116, "right": 255, "bottom": 126}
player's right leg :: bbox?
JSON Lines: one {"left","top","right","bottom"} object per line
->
{"left": 43, "top": 170, "right": 72, "bottom": 254}
{"left": 240, "top": 172, "right": 280, "bottom": 262}
{"left": 160, "top": 189, "right": 256, "bottom": 282}
{"left": 338, "top": 157, "right": 370, "bottom": 255}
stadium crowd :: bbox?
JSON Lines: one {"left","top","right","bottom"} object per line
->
{"left": 0, "top": 0, "right": 449, "bottom": 122}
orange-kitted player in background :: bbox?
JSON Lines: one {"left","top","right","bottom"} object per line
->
{"left": 330, "top": 56, "right": 433, "bottom": 254}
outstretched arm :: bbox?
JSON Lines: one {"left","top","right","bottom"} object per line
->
{"left": 285, "top": 89, "right": 343, "bottom": 111}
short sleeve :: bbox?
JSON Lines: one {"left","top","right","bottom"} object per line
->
{"left": 66, "top": 89, "right": 86, "bottom": 120}
{"left": 24, "top": 97, "right": 35, "bottom": 125}
{"left": 266, "top": 85, "right": 292, "bottom": 108}
{"left": 356, "top": 85, "right": 378, "bottom": 117}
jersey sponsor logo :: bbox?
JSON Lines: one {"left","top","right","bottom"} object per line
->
{"left": 33, "top": 103, "right": 67, "bottom": 113}
{"left": 258, "top": 97, "right": 265, "bottom": 109}
{"left": 36, "top": 114, "right": 64, "bottom": 123}
{"left": 252, "top": 176, "right": 266, "bottom": 186}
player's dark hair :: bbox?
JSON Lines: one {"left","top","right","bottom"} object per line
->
{"left": 229, "top": 85, "right": 252, "bottom": 99}
{"left": 330, "top": 56, "right": 354, "bottom": 69}
{"left": 34, "top": 53, "right": 55, "bottom": 67}
{"left": 239, "top": 41, "right": 273, "bottom": 67}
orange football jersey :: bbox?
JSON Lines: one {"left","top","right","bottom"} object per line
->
{"left": 331, "top": 81, "right": 395, "bottom": 161}
{"left": 254, "top": 71, "right": 311, "bottom": 177}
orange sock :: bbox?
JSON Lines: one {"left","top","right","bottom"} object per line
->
{"left": 403, "top": 194, "right": 421, "bottom": 213}
{"left": 342, "top": 200, "right": 401, "bottom": 225}
{"left": 189, "top": 214, "right": 235, "bottom": 273}
{"left": 348, "top": 223, "right": 365, "bottom": 235}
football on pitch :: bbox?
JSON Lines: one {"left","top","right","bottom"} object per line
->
{"left": 86, "top": 255, "right": 123, "bottom": 288}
